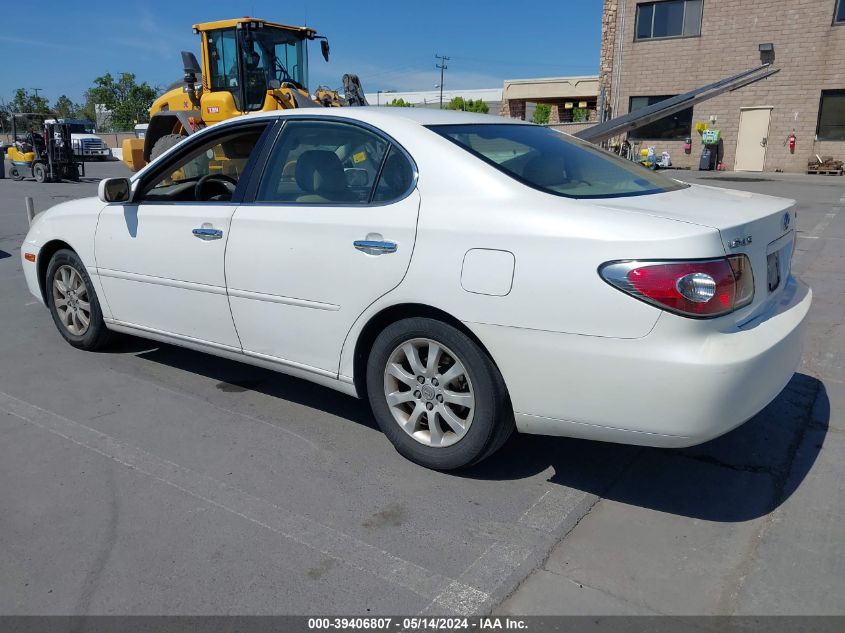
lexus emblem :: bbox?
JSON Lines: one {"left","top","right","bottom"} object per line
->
{"left": 782, "top": 212, "right": 791, "bottom": 232}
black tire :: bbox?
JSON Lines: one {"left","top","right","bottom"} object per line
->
{"left": 9, "top": 163, "right": 23, "bottom": 181}
{"left": 33, "top": 162, "right": 47, "bottom": 183}
{"left": 366, "top": 317, "right": 514, "bottom": 470}
{"left": 149, "top": 133, "right": 187, "bottom": 162}
{"left": 45, "top": 249, "right": 112, "bottom": 351}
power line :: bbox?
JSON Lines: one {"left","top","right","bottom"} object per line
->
{"left": 435, "top": 54, "right": 449, "bottom": 109}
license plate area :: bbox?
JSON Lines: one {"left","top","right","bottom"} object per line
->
{"left": 767, "top": 251, "right": 781, "bottom": 292}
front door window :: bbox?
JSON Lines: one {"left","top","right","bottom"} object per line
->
{"left": 140, "top": 125, "right": 268, "bottom": 203}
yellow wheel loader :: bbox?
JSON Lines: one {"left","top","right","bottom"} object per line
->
{"left": 122, "top": 17, "right": 368, "bottom": 171}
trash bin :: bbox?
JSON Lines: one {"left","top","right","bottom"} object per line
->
{"left": 699, "top": 147, "right": 713, "bottom": 171}
{"left": 0, "top": 158, "right": 5, "bottom": 180}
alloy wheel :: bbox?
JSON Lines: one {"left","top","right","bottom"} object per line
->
{"left": 52, "top": 265, "right": 91, "bottom": 336}
{"left": 383, "top": 338, "right": 475, "bottom": 447}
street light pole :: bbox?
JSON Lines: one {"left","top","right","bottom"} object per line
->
{"left": 435, "top": 54, "right": 449, "bottom": 109}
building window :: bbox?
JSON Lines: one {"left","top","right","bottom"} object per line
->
{"left": 628, "top": 96, "right": 693, "bottom": 140}
{"left": 636, "top": 0, "right": 703, "bottom": 40}
{"left": 836, "top": 0, "right": 845, "bottom": 23}
{"left": 818, "top": 90, "right": 845, "bottom": 140}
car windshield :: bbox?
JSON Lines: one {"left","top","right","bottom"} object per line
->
{"left": 428, "top": 123, "right": 688, "bottom": 199}
{"left": 65, "top": 122, "right": 95, "bottom": 134}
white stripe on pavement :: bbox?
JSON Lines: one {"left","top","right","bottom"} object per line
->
{"left": 0, "top": 391, "right": 490, "bottom": 615}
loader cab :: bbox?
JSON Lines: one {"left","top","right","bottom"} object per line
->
{"left": 200, "top": 19, "right": 317, "bottom": 114}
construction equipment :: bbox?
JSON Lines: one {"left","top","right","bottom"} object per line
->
{"left": 122, "top": 17, "right": 368, "bottom": 171}
{"left": 5, "top": 113, "right": 82, "bottom": 183}
{"left": 575, "top": 64, "right": 780, "bottom": 145}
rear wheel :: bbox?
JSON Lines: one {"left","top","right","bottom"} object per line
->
{"left": 46, "top": 249, "right": 112, "bottom": 350}
{"left": 33, "top": 162, "right": 47, "bottom": 183}
{"left": 9, "top": 163, "right": 23, "bottom": 181}
{"left": 367, "top": 317, "right": 513, "bottom": 470}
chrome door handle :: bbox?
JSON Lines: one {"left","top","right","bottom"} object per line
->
{"left": 192, "top": 227, "right": 223, "bottom": 240}
{"left": 354, "top": 239, "right": 398, "bottom": 255}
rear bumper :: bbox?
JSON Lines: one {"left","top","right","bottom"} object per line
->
{"left": 468, "top": 276, "right": 812, "bottom": 447}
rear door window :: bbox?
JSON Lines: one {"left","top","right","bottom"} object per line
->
{"left": 256, "top": 120, "right": 397, "bottom": 204}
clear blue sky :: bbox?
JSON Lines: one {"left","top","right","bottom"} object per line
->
{"left": 0, "top": 1, "right": 603, "bottom": 105}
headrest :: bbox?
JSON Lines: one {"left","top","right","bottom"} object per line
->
{"left": 522, "top": 154, "right": 568, "bottom": 187}
{"left": 295, "top": 150, "right": 347, "bottom": 194}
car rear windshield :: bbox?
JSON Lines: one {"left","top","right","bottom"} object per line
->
{"left": 428, "top": 123, "right": 688, "bottom": 199}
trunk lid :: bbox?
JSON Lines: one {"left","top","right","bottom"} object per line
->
{"left": 584, "top": 183, "right": 796, "bottom": 323}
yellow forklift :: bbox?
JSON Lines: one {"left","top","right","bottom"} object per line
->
{"left": 5, "top": 113, "right": 82, "bottom": 182}
{"left": 122, "top": 17, "right": 367, "bottom": 171}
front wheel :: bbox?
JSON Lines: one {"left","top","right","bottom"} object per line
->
{"left": 367, "top": 317, "right": 513, "bottom": 470}
{"left": 46, "top": 249, "right": 112, "bottom": 350}
{"left": 149, "top": 133, "right": 187, "bottom": 162}
{"left": 33, "top": 162, "right": 47, "bottom": 183}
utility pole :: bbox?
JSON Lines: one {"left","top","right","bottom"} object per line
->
{"left": 435, "top": 54, "right": 449, "bottom": 109}
{"left": 32, "top": 88, "right": 43, "bottom": 98}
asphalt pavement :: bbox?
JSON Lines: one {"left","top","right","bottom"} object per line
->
{"left": 0, "top": 163, "right": 842, "bottom": 616}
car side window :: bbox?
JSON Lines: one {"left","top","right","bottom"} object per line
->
{"left": 372, "top": 146, "right": 415, "bottom": 202}
{"left": 256, "top": 120, "right": 391, "bottom": 204}
{"left": 139, "top": 125, "right": 267, "bottom": 203}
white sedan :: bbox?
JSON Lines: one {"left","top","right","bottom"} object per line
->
{"left": 20, "top": 108, "right": 811, "bottom": 470}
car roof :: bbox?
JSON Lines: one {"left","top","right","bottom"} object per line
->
{"left": 242, "top": 106, "right": 530, "bottom": 127}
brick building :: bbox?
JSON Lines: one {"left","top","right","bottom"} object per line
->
{"left": 499, "top": 76, "right": 600, "bottom": 124}
{"left": 600, "top": 0, "right": 845, "bottom": 172}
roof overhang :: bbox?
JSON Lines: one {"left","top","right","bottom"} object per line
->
{"left": 193, "top": 17, "right": 315, "bottom": 39}
{"left": 503, "top": 76, "right": 599, "bottom": 101}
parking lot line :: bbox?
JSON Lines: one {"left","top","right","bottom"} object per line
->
{"left": 0, "top": 391, "right": 490, "bottom": 615}
{"left": 808, "top": 208, "right": 841, "bottom": 238}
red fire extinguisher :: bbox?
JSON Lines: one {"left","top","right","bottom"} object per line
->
{"left": 788, "top": 133, "right": 796, "bottom": 154}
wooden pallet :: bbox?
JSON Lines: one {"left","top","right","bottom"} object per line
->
{"left": 807, "top": 168, "right": 843, "bottom": 176}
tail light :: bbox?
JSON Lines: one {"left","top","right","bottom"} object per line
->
{"left": 600, "top": 256, "right": 754, "bottom": 318}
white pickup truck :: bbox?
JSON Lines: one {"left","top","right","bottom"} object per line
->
{"left": 46, "top": 119, "right": 111, "bottom": 161}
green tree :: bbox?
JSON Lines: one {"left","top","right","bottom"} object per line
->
{"left": 84, "top": 73, "right": 158, "bottom": 132}
{"left": 0, "top": 98, "right": 11, "bottom": 133}
{"left": 53, "top": 95, "right": 81, "bottom": 119}
{"left": 572, "top": 107, "right": 590, "bottom": 123}
{"left": 445, "top": 96, "right": 489, "bottom": 114}
{"left": 532, "top": 103, "right": 551, "bottom": 124}
{"left": 10, "top": 88, "right": 51, "bottom": 114}
{"left": 386, "top": 98, "right": 413, "bottom": 107}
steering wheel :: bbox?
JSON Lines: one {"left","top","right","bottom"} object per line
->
{"left": 273, "top": 57, "right": 304, "bottom": 90}
{"left": 195, "top": 174, "right": 238, "bottom": 201}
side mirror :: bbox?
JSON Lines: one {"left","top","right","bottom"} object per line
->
{"left": 320, "top": 39, "right": 330, "bottom": 62}
{"left": 98, "top": 177, "right": 131, "bottom": 203}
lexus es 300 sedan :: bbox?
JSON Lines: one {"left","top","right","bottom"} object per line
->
{"left": 20, "top": 108, "right": 811, "bottom": 469}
